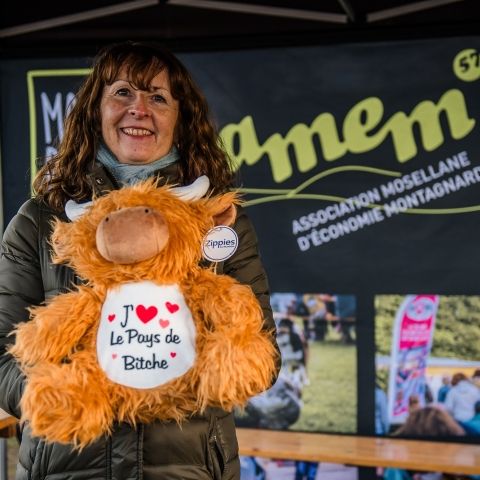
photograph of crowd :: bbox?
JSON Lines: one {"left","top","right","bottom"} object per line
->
{"left": 235, "top": 292, "right": 357, "bottom": 435}
{"left": 375, "top": 295, "right": 480, "bottom": 480}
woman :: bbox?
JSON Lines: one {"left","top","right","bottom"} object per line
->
{"left": 383, "top": 406, "right": 466, "bottom": 480}
{"left": 393, "top": 405, "right": 465, "bottom": 438}
{"left": 445, "top": 372, "right": 480, "bottom": 423}
{"left": 0, "top": 41, "right": 278, "bottom": 480}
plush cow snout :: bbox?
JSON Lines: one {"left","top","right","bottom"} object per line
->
{"left": 96, "top": 206, "right": 169, "bottom": 264}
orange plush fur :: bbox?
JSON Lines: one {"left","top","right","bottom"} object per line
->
{"left": 10, "top": 179, "right": 278, "bottom": 448}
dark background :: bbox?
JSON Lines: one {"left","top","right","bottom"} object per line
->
{"left": 2, "top": 0, "right": 480, "bottom": 56}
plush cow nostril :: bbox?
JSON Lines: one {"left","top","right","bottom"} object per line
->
{"left": 105, "top": 217, "right": 109, "bottom": 222}
{"left": 145, "top": 209, "right": 150, "bottom": 214}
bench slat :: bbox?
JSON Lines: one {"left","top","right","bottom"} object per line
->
{"left": 237, "top": 429, "right": 480, "bottom": 475}
{"left": 0, "top": 418, "right": 15, "bottom": 432}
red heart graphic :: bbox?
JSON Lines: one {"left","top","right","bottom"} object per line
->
{"left": 108, "top": 314, "right": 116, "bottom": 322}
{"left": 136, "top": 305, "right": 158, "bottom": 323}
{"left": 159, "top": 319, "right": 170, "bottom": 329}
{"left": 166, "top": 302, "right": 179, "bottom": 314}
{"left": 112, "top": 354, "right": 118, "bottom": 359}
{"left": 170, "top": 352, "right": 176, "bottom": 358}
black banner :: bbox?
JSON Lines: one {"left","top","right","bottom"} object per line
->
{"left": 1, "top": 37, "right": 480, "bottom": 447}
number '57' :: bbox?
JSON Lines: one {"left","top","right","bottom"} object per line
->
{"left": 453, "top": 48, "right": 480, "bottom": 81}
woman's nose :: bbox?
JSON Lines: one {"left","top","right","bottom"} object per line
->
{"left": 128, "top": 95, "right": 150, "bottom": 118}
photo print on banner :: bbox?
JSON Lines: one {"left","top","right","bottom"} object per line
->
{"left": 375, "top": 295, "right": 480, "bottom": 440}
{"left": 235, "top": 292, "right": 357, "bottom": 434}
{"left": 236, "top": 292, "right": 358, "bottom": 480}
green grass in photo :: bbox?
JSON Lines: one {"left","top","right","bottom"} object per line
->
{"left": 290, "top": 339, "right": 357, "bottom": 433}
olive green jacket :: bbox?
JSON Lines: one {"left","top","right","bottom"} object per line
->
{"left": 0, "top": 162, "right": 278, "bottom": 480}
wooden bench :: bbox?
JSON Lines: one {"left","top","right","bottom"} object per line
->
{"left": 1, "top": 422, "right": 479, "bottom": 475}
{"left": 0, "top": 418, "right": 16, "bottom": 438}
{"left": 0, "top": 416, "right": 16, "bottom": 480}
{"left": 237, "top": 429, "right": 480, "bottom": 475}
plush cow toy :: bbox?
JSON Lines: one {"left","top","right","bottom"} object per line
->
{"left": 10, "top": 177, "right": 277, "bottom": 448}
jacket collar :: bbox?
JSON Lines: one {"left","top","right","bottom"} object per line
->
{"left": 86, "top": 161, "right": 182, "bottom": 197}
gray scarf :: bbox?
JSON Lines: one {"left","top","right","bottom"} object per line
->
{"left": 96, "top": 142, "right": 179, "bottom": 186}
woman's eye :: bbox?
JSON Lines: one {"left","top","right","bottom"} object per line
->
{"left": 115, "top": 88, "right": 130, "bottom": 96}
{"left": 152, "top": 94, "right": 166, "bottom": 103}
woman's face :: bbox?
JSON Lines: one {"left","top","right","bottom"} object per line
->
{"left": 100, "top": 68, "right": 179, "bottom": 164}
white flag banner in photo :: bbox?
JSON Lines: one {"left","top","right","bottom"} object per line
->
{"left": 388, "top": 294, "right": 440, "bottom": 424}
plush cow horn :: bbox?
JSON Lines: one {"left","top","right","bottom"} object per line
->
{"left": 65, "top": 200, "right": 94, "bottom": 221}
{"left": 171, "top": 176, "right": 210, "bottom": 201}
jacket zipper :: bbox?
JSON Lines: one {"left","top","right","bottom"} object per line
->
{"left": 106, "top": 436, "right": 112, "bottom": 480}
{"left": 137, "top": 424, "right": 144, "bottom": 480}
{"left": 213, "top": 432, "right": 229, "bottom": 478}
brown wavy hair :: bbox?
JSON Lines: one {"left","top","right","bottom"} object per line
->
{"left": 34, "top": 41, "right": 235, "bottom": 210}
{"left": 394, "top": 406, "right": 465, "bottom": 437}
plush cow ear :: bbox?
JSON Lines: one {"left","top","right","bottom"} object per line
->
{"left": 207, "top": 192, "right": 238, "bottom": 227}
{"left": 214, "top": 204, "right": 237, "bottom": 227}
